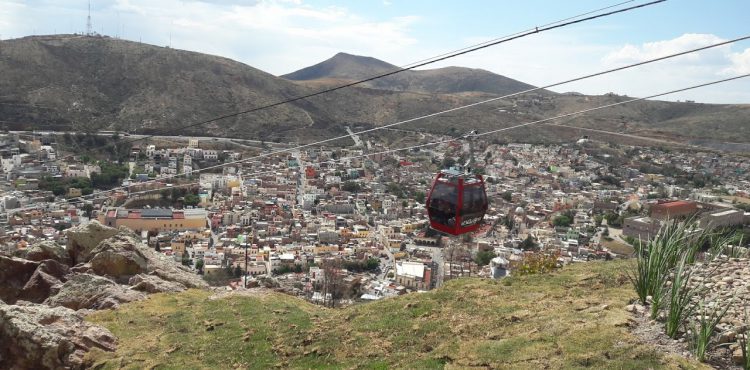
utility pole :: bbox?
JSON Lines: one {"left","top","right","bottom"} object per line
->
{"left": 243, "top": 220, "right": 254, "bottom": 288}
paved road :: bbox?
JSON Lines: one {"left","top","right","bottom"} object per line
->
{"left": 9, "top": 130, "right": 295, "bottom": 149}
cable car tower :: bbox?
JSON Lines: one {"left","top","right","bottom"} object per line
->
{"left": 426, "top": 131, "right": 488, "bottom": 236}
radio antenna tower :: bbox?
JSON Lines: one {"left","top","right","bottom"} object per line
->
{"left": 86, "top": 1, "right": 93, "bottom": 36}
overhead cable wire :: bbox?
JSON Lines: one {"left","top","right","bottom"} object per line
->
{"left": 88, "top": 0, "right": 664, "bottom": 151}
{"left": 36, "top": 34, "right": 750, "bottom": 209}
{"left": 9, "top": 73, "right": 748, "bottom": 216}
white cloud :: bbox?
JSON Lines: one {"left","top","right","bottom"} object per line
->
{"left": 1, "top": 1, "right": 748, "bottom": 103}
{"left": 601, "top": 33, "right": 731, "bottom": 66}
{"left": 432, "top": 32, "right": 750, "bottom": 103}
{"left": 105, "top": 0, "right": 419, "bottom": 74}
{"left": 726, "top": 48, "right": 750, "bottom": 75}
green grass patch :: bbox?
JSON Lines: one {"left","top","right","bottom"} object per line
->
{"left": 86, "top": 260, "right": 708, "bottom": 369}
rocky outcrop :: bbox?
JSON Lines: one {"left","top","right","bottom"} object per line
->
{"left": 19, "top": 268, "right": 62, "bottom": 304}
{"left": 0, "top": 256, "right": 40, "bottom": 304}
{"left": 16, "top": 260, "right": 71, "bottom": 304}
{"left": 110, "top": 229, "right": 207, "bottom": 289}
{"left": 0, "top": 300, "right": 117, "bottom": 370}
{"left": 89, "top": 233, "right": 147, "bottom": 283}
{"left": 65, "top": 221, "right": 119, "bottom": 264}
{"left": 0, "top": 223, "right": 212, "bottom": 368}
{"left": 128, "top": 274, "right": 186, "bottom": 293}
{"left": 25, "top": 241, "right": 71, "bottom": 265}
{"left": 147, "top": 255, "right": 208, "bottom": 289}
{"left": 44, "top": 274, "right": 145, "bottom": 310}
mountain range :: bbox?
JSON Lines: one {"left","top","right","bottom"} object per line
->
{"left": 0, "top": 35, "right": 748, "bottom": 148}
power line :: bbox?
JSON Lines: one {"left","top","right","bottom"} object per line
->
{"left": 387, "top": 0, "right": 637, "bottom": 70}
{"left": 45, "top": 34, "right": 750, "bottom": 208}
{"left": 6, "top": 73, "right": 747, "bottom": 217}
{"left": 87, "top": 0, "right": 664, "bottom": 151}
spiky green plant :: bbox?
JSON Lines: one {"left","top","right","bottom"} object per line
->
{"left": 708, "top": 230, "right": 747, "bottom": 259}
{"left": 689, "top": 300, "right": 732, "bottom": 362}
{"left": 629, "top": 219, "right": 705, "bottom": 307}
{"left": 736, "top": 309, "right": 750, "bottom": 370}
{"left": 664, "top": 255, "right": 701, "bottom": 339}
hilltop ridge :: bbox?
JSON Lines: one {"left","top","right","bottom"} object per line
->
{"left": 0, "top": 35, "right": 748, "bottom": 146}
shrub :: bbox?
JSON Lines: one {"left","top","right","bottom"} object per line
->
{"left": 513, "top": 252, "right": 560, "bottom": 276}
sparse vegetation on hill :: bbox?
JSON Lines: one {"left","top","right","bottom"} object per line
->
{"left": 85, "top": 260, "right": 703, "bottom": 369}
{"left": 1, "top": 35, "right": 749, "bottom": 147}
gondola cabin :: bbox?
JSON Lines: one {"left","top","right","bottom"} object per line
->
{"left": 426, "top": 169, "right": 488, "bottom": 236}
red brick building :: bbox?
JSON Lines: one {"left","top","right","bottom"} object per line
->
{"left": 649, "top": 200, "right": 698, "bottom": 221}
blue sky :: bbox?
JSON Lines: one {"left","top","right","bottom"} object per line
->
{"left": 1, "top": 0, "right": 749, "bottom": 103}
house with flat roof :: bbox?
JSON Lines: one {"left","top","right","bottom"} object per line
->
{"left": 99, "top": 208, "right": 207, "bottom": 233}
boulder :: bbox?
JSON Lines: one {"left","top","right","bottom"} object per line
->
{"left": 0, "top": 300, "right": 116, "bottom": 370}
{"left": 148, "top": 261, "right": 208, "bottom": 289}
{"left": 0, "top": 256, "right": 39, "bottom": 304}
{"left": 65, "top": 221, "right": 119, "bottom": 264}
{"left": 89, "top": 233, "right": 147, "bottom": 283}
{"left": 82, "top": 227, "right": 206, "bottom": 288}
{"left": 19, "top": 268, "right": 62, "bottom": 304}
{"left": 124, "top": 232, "right": 208, "bottom": 289}
{"left": 44, "top": 273, "right": 146, "bottom": 310}
{"left": 37, "top": 259, "right": 71, "bottom": 281}
{"left": 11, "top": 260, "right": 70, "bottom": 304}
{"left": 25, "top": 241, "right": 71, "bottom": 265}
{"left": 128, "top": 274, "right": 187, "bottom": 293}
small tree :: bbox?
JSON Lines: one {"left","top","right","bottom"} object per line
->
{"left": 553, "top": 215, "right": 572, "bottom": 227}
{"left": 154, "top": 240, "right": 161, "bottom": 252}
{"left": 501, "top": 191, "right": 512, "bottom": 202}
{"left": 181, "top": 252, "right": 190, "bottom": 266}
{"left": 184, "top": 194, "right": 200, "bottom": 207}
{"left": 196, "top": 259, "right": 205, "bottom": 274}
{"left": 475, "top": 250, "right": 497, "bottom": 266}
{"left": 520, "top": 235, "right": 538, "bottom": 250}
{"left": 82, "top": 203, "right": 94, "bottom": 218}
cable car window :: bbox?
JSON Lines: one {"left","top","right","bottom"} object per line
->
{"left": 428, "top": 182, "right": 457, "bottom": 227}
{"left": 461, "top": 185, "right": 486, "bottom": 214}
{"left": 460, "top": 184, "right": 487, "bottom": 227}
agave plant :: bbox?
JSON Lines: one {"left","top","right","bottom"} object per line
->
{"left": 689, "top": 299, "right": 732, "bottom": 362}
{"left": 629, "top": 219, "right": 705, "bottom": 307}
{"left": 664, "top": 255, "right": 702, "bottom": 339}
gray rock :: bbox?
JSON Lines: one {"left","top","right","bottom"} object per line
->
{"left": 0, "top": 256, "right": 39, "bottom": 304}
{"left": 24, "top": 241, "right": 71, "bottom": 265}
{"left": 128, "top": 274, "right": 187, "bottom": 293}
{"left": 18, "top": 268, "right": 61, "bottom": 304}
{"left": 44, "top": 273, "right": 145, "bottom": 310}
{"left": 65, "top": 221, "right": 119, "bottom": 264}
{"left": 0, "top": 300, "right": 117, "bottom": 370}
{"left": 89, "top": 233, "right": 147, "bottom": 283}
{"left": 89, "top": 228, "right": 207, "bottom": 289}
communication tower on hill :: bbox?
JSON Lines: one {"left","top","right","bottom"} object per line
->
{"left": 86, "top": 1, "right": 93, "bottom": 36}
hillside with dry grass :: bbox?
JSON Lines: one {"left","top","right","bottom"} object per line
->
{"left": 85, "top": 260, "right": 704, "bottom": 369}
{"left": 1, "top": 35, "right": 748, "bottom": 147}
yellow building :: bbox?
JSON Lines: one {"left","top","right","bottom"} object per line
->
{"left": 313, "top": 245, "right": 339, "bottom": 254}
{"left": 99, "top": 208, "right": 207, "bottom": 233}
{"left": 67, "top": 187, "right": 82, "bottom": 198}
{"left": 352, "top": 225, "right": 369, "bottom": 238}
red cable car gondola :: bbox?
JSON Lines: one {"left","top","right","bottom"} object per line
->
{"left": 425, "top": 131, "right": 488, "bottom": 236}
{"left": 426, "top": 170, "right": 488, "bottom": 235}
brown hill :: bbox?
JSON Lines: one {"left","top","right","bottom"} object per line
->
{"left": 0, "top": 35, "right": 747, "bottom": 147}
{"left": 282, "top": 52, "right": 539, "bottom": 96}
